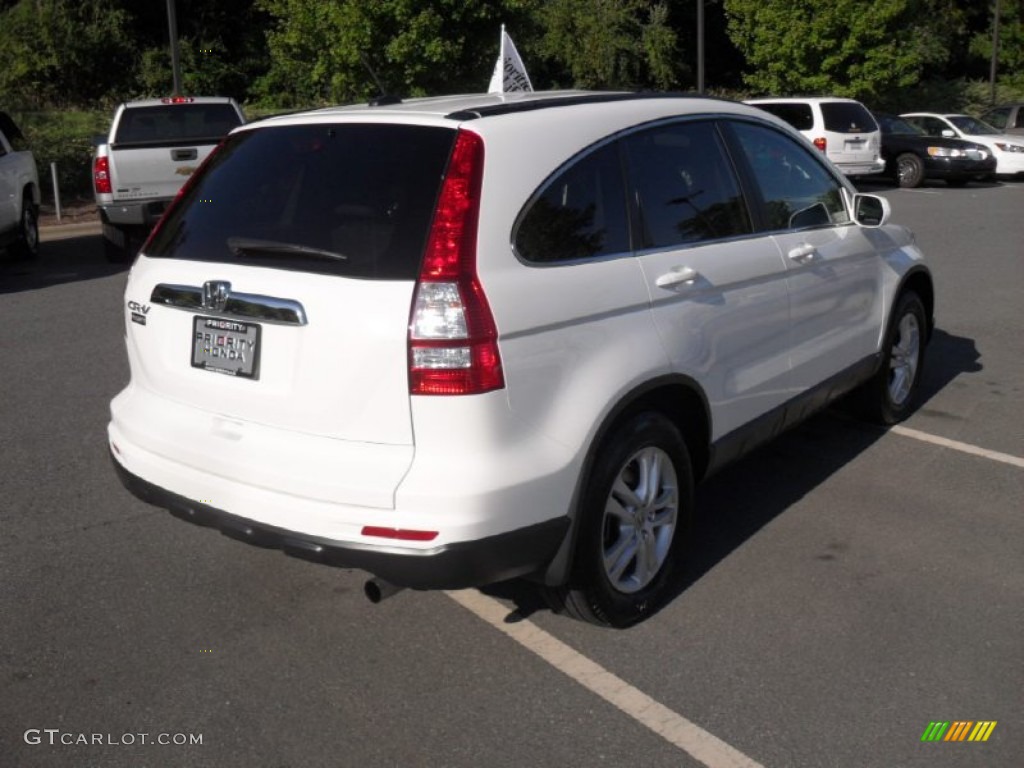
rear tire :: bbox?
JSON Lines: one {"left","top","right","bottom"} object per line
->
{"left": 896, "top": 153, "right": 925, "bottom": 188}
{"left": 546, "top": 412, "right": 693, "bottom": 628}
{"left": 11, "top": 194, "right": 39, "bottom": 260}
{"left": 103, "top": 222, "right": 134, "bottom": 263}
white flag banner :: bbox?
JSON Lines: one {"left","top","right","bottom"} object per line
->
{"left": 488, "top": 25, "right": 533, "bottom": 94}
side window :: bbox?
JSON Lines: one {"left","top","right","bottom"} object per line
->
{"left": 623, "top": 121, "right": 751, "bottom": 249}
{"left": 986, "top": 108, "right": 1009, "bottom": 130}
{"left": 756, "top": 103, "right": 814, "bottom": 131}
{"left": 730, "top": 121, "right": 848, "bottom": 232}
{"left": 923, "top": 117, "right": 947, "bottom": 136}
{"left": 1014, "top": 109, "right": 1024, "bottom": 129}
{"left": 515, "top": 142, "right": 629, "bottom": 263}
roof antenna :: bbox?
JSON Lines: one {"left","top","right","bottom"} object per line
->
{"left": 360, "top": 53, "right": 402, "bottom": 106}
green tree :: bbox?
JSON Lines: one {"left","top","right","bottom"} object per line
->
{"left": 0, "top": 0, "right": 136, "bottom": 108}
{"left": 254, "top": 0, "right": 537, "bottom": 107}
{"left": 539, "top": 0, "right": 681, "bottom": 89}
{"left": 971, "top": 0, "right": 1024, "bottom": 88}
{"left": 723, "top": 0, "right": 964, "bottom": 100}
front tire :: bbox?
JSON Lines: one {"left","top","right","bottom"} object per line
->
{"left": 896, "top": 153, "right": 925, "bottom": 188}
{"left": 857, "top": 291, "right": 927, "bottom": 424}
{"left": 547, "top": 412, "right": 693, "bottom": 628}
{"left": 11, "top": 194, "right": 39, "bottom": 260}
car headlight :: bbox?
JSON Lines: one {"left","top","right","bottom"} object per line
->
{"left": 927, "top": 146, "right": 966, "bottom": 158}
{"left": 994, "top": 142, "right": 1024, "bottom": 153}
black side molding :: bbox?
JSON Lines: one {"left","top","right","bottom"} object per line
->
{"left": 110, "top": 451, "right": 569, "bottom": 590}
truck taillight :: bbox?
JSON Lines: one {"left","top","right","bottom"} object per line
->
{"left": 408, "top": 130, "right": 504, "bottom": 396}
{"left": 93, "top": 155, "right": 112, "bottom": 194}
{"left": 813, "top": 137, "right": 827, "bottom": 152}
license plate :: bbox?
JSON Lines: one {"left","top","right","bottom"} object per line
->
{"left": 192, "top": 316, "right": 261, "bottom": 379}
{"left": 845, "top": 140, "right": 866, "bottom": 150}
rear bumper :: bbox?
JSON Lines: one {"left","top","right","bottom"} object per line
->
{"left": 835, "top": 157, "right": 887, "bottom": 176}
{"left": 99, "top": 199, "right": 172, "bottom": 228}
{"left": 110, "top": 450, "right": 569, "bottom": 590}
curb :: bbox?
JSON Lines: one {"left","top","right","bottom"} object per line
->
{"left": 40, "top": 220, "right": 103, "bottom": 242}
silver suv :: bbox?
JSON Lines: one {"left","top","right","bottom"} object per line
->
{"left": 109, "top": 92, "right": 933, "bottom": 627}
{"left": 746, "top": 97, "right": 886, "bottom": 176}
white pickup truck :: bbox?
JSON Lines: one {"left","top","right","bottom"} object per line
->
{"left": 0, "top": 110, "right": 41, "bottom": 260}
{"left": 93, "top": 96, "right": 244, "bottom": 262}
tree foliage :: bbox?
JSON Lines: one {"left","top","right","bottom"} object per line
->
{"left": 0, "top": 0, "right": 136, "bottom": 108}
{"left": 722, "top": 0, "right": 965, "bottom": 100}
{"left": 0, "top": 0, "right": 1021, "bottom": 110}
{"left": 539, "top": 0, "right": 680, "bottom": 89}
{"left": 254, "top": 0, "right": 537, "bottom": 106}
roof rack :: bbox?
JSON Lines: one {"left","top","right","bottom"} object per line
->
{"left": 445, "top": 91, "right": 716, "bottom": 121}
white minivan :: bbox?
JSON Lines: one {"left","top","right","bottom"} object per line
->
{"left": 746, "top": 97, "right": 886, "bottom": 176}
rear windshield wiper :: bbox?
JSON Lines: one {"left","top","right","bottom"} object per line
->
{"left": 227, "top": 237, "right": 348, "bottom": 261}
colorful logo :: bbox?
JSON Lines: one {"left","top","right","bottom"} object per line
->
{"left": 921, "top": 721, "right": 997, "bottom": 742}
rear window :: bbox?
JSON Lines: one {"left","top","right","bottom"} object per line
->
{"left": 754, "top": 103, "right": 814, "bottom": 131}
{"left": 820, "top": 102, "right": 877, "bottom": 133}
{"left": 114, "top": 104, "right": 243, "bottom": 146}
{"left": 146, "top": 123, "right": 456, "bottom": 280}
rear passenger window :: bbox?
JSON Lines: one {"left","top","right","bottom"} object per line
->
{"left": 730, "top": 122, "right": 848, "bottom": 232}
{"left": 756, "top": 103, "right": 814, "bottom": 131}
{"left": 623, "top": 121, "right": 751, "bottom": 249}
{"left": 515, "top": 143, "right": 629, "bottom": 263}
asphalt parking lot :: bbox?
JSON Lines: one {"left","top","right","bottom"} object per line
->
{"left": 1, "top": 179, "right": 1021, "bottom": 768}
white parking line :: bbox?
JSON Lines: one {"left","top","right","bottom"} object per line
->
{"left": 890, "top": 425, "right": 1024, "bottom": 469}
{"left": 446, "top": 589, "right": 765, "bottom": 768}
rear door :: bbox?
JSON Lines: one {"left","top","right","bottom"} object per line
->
{"left": 127, "top": 122, "right": 457, "bottom": 446}
{"left": 819, "top": 101, "right": 880, "bottom": 169}
{"left": 626, "top": 119, "right": 794, "bottom": 439}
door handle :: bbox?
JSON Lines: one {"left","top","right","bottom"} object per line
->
{"left": 787, "top": 243, "right": 817, "bottom": 263}
{"left": 655, "top": 266, "right": 699, "bottom": 288}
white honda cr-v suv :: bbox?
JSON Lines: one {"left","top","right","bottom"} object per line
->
{"left": 109, "top": 91, "right": 933, "bottom": 627}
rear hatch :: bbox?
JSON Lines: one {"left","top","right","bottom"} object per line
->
{"left": 820, "top": 101, "right": 880, "bottom": 166}
{"left": 110, "top": 101, "right": 243, "bottom": 201}
{"left": 126, "top": 122, "right": 457, "bottom": 450}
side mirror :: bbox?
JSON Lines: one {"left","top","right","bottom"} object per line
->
{"left": 941, "top": 129, "right": 956, "bottom": 138}
{"left": 853, "top": 193, "right": 890, "bottom": 227}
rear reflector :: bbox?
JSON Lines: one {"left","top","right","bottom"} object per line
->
{"left": 361, "top": 526, "right": 439, "bottom": 542}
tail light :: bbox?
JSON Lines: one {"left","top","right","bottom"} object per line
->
{"left": 93, "top": 155, "right": 112, "bottom": 194}
{"left": 408, "top": 130, "right": 504, "bottom": 396}
{"left": 813, "top": 137, "right": 827, "bottom": 153}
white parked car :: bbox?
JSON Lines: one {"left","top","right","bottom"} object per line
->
{"left": 109, "top": 92, "right": 934, "bottom": 627}
{"left": 899, "top": 112, "right": 1024, "bottom": 177}
{"left": 745, "top": 97, "right": 886, "bottom": 176}
{"left": 0, "top": 110, "right": 40, "bottom": 259}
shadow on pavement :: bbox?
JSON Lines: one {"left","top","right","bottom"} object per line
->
{"left": 484, "top": 327, "right": 983, "bottom": 627}
{"left": 0, "top": 233, "right": 128, "bottom": 294}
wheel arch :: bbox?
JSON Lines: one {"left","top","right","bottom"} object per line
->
{"left": 538, "top": 374, "right": 711, "bottom": 586}
{"left": 897, "top": 266, "right": 935, "bottom": 342}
